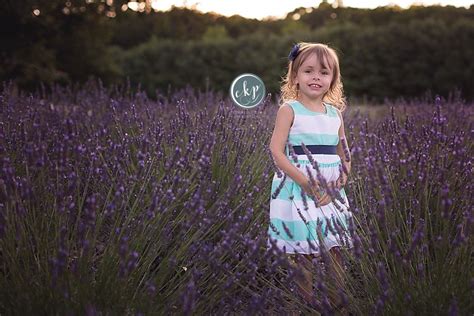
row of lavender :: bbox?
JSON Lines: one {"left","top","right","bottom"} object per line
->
{"left": 1, "top": 80, "right": 472, "bottom": 314}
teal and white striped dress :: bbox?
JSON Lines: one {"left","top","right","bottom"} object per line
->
{"left": 267, "top": 100, "right": 354, "bottom": 255}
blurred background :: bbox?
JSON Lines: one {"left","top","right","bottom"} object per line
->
{"left": 2, "top": 0, "right": 474, "bottom": 103}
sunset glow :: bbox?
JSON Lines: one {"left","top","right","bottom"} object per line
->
{"left": 144, "top": 0, "right": 472, "bottom": 19}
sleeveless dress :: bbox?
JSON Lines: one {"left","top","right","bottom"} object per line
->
{"left": 267, "top": 100, "right": 354, "bottom": 255}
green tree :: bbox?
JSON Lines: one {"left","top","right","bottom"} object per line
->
{"left": 202, "top": 25, "right": 230, "bottom": 42}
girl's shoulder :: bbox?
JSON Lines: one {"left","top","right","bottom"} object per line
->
{"left": 280, "top": 99, "right": 298, "bottom": 107}
{"left": 281, "top": 99, "right": 305, "bottom": 114}
{"left": 276, "top": 100, "right": 296, "bottom": 128}
{"left": 278, "top": 99, "right": 299, "bottom": 115}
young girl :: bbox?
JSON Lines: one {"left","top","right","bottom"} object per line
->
{"left": 268, "top": 42, "right": 354, "bottom": 312}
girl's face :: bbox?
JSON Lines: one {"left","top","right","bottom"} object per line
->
{"left": 294, "top": 53, "right": 334, "bottom": 100}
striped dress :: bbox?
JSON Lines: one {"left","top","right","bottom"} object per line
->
{"left": 267, "top": 100, "right": 354, "bottom": 255}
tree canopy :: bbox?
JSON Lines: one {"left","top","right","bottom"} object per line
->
{"left": 2, "top": 1, "right": 473, "bottom": 101}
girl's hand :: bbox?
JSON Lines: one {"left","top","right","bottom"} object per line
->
{"left": 303, "top": 181, "right": 331, "bottom": 206}
{"left": 315, "top": 193, "right": 332, "bottom": 207}
{"left": 313, "top": 180, "right": 338, "bottom": 206}
{"left": 302, "top": 180, "right": 322, "bottom": 199}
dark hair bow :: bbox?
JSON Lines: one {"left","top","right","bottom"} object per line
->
{"left": 288, "top": 43, "right": 300, "bottom": 62}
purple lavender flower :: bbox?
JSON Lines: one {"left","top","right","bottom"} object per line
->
{"left": 271, "top": 174, "right": 287, "bottom": 199}
{"left": 282, "top": 222, "right": 294, "bottom": 239}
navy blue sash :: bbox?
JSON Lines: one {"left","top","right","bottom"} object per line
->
{"left": 290, "top": 144, "right": 337, "bottom": 155}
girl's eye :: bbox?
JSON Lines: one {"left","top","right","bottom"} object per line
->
{"left": 305, "top": 70, "right": 311, "bottom": 73}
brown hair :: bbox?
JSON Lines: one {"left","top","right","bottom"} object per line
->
{"left": 280, "top": 42, "right": 347, "bottom": 112}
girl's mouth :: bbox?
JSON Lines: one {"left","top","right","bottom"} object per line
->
{"left": 309, "top": 83, "right": 322, "bottom": 89}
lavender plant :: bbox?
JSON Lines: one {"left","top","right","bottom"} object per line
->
{"left": 338, "top": 96, "right": 473, "bottom": 315}
{"left": 0, "top": 79, "right": 472, "bottom": 315}
{"left": 0, "top": 79, "right": 296, "bottom": 315}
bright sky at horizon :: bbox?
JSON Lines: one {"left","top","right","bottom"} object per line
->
{"left": 147, "top": 0, "right": 473, "bottom": 19}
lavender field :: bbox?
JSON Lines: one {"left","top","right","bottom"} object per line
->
{"left": 0, "top": 80, "right": 473, "bottom": 315}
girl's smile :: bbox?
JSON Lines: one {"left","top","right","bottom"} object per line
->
{"left": 308, "top": 83, "right": 323, "bottom": 89}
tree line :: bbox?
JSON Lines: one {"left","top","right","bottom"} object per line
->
{"left": 2, "top": 1, "right": 473, "bottom": 101}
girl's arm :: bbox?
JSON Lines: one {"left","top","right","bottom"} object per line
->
{"left": 336, "top": 109, "right": 351, "bottom": 177}
{"left": 269, "top": 104, "right": 312, "bottom": 192}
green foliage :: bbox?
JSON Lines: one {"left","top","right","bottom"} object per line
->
{"left": 120, "top": 32, "right": 298, "bottom": 97}
{"left": 315, "top": 18, "right": 474, "bottom": 100}
{"left": 1, "top": 0, "right": 123, "bottom": 89}
{"left": 202, "top": 25, "right": 230, "bottom": 42}
{"left": 2, "top": 3, "right": 474, "bottom": 101}
{"left": 280, "top": 20, "right": 311, "bottom": 35}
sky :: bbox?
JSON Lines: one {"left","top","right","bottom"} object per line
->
{"left": 147, "top": 0, "right": 473, "bottom": 19}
